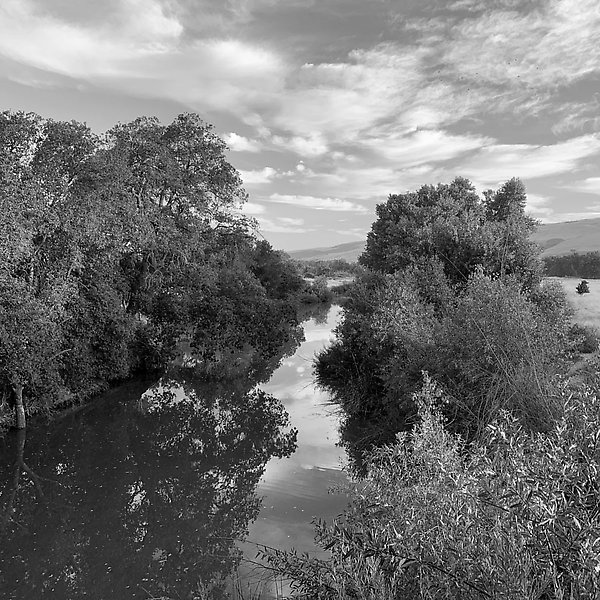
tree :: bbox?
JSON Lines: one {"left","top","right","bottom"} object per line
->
{"left": 360, "top": 176, "right": 541, "bottom": 288}
{"left": 483, "top": 177, "right": 528, "bottom": 221}
{"left": 576, "top": 279, "right": 590, "bottom": 295}
{"left": 318, "top": 177, "right": 562, "bottom": 464}
{"left": 0, "top": 109, "right": 302, "bottom": 430}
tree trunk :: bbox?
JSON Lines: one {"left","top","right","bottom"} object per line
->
{"left": 1, "top": 429, "right": 26, "bottom": 533}
{"left": 12, "top": 383, "right": 26, "bottom": 429}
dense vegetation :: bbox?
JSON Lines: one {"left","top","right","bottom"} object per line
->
{"left": 544, "top": 251, "right": 600, "bottom": 278}
{"left": 263, "top": 177, "right": 600, "bottom": 597}
{"left": 315, "top": 177, "right": 569, "bottom": 458}
{"left": 0, "top": 110, "right": 304, "bottom": 430}
{"left": 294, "top": 258, "right": 361, "bottom": 279}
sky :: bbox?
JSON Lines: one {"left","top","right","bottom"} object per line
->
{"left": 1, "top": 0, "right": 599, "bottom": 251}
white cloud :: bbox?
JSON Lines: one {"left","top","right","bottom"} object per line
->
{"left": 241, "top": 202, "right": 266, "bottom": 215}
{"left": 0, "top": 0, "right": 285, "bottom": 114}
{"left": 566, "top": 177, "right": 600, "bottom": 195}
{"left": 335, "top": 227, "right": 368, "bottom": 239}
{"left": 224, "top": 132, "right": 262, "bottom": 153}
{"left": 269, "top": 193, "right": 369, "bottom": 213}
{"left": 277, "top": 217, "right": 305, "bottom": 226}
{"left": 271, "top": 132, "right": 329, "bottom": 157}
{"left": 361, "top": 129, "right": 489, "bottom": 167}
{"left": 450, "top": 1, "right": 600, "bottom": 88}
{"left": 0, "top": 0, "right": 182, "bottom": 77}
{"left": 239, "top": 167, "right": 278, "bottom": 185}
{"left": 257, "top": 216, "right": 312, "bottom": 234}
{"left": 525, "top": 193, "right": 554, "bottom": 218}
{"left": 459, "top": 135, "right": 600, "bottom": 186}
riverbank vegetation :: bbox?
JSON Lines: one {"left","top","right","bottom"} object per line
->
{"left": 262, "top": 177, "right": 600, "bottom": 597}
{"left": 0, "top": 110, "right": 304, "bottom": 431}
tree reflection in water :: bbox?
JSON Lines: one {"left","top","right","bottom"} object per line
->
{"left": 0, "top": 372, "right": 297, "bottom": 599}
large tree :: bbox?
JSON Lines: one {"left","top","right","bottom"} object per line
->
{"left": 360, "top": 176, "right": 542, "bottom": 288}
{"left": 0, "top": 110, "right": 302, "bottom": 430}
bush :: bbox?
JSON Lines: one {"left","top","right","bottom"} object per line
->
{"left": 372, "top": 272, "right": 567, "bottom": 439}
{"left": 576, "top": 280, "right": 591, "bottom": 295}
{"left": 299, "top": 276, "right": 333, "bottom": 304}
{"left": 570, "top": 323, "right": 600, "bottom": 354}
{"left": 261, "top": 376, "right": 600, "bottom": 599}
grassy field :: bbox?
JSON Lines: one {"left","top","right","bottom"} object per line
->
{"left": 549, "top": 277, "right": 600, "bottom": 328}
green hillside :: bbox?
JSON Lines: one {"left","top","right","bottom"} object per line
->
{"left": 530, "top": 217, "right": 600, "bottom": 257}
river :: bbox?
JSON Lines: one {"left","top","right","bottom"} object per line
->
{"left": 0, "top": 304, "right": 348, "bottom": 599}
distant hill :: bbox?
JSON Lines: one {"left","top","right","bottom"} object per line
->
{"left": 288, "top": 241, "right": 365, "bottom": 262}
{"left": 530, "top": 217, "right": 600, "bottom": 257}
{"left": 289, "top": 217, "right": 600, "bottom": 262}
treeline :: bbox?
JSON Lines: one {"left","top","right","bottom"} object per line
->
{"left": 294, "top": 258, "right": 360, "bottom": 278}
{"left": 263, "top": 177, "right": 600, "bottom": 597}
{"left": 544, "top": 251, "right": 600, "bottom": 278}
{"left": 0, "top": 111, "right": 304, "bottom": 430}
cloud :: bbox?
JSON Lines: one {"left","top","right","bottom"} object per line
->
{"left": 271, "top": 132, "right": 329, "bottom": 157}
{"left": 566, "top": 177, "right": 600, "bottom": 195}
{"left": 239, "top": 167, "right": 278, "bottom": 185}
{"left": 458, "top": 135, "right": 600, "bottom": 186}
{"left": 257, "top": 216, "right": 313, "bottom": 234}
{"left": 271, "top": 45, "right": 441, "bottom": 143}
{"left": 361, "top": 129, "right": 489, "bottom": 167}
{"left": 224, "top": 132, "right": 262, "bottom": 152}
{"left": 0, "top": 0, "right": 285, "bottom": 114}
{"left": 0, "top": 0, "right": 182, "bottom": 77}
{"left": 269, "top": 193, "right": 369, "bottom": 213}
{"left": 525, "top": 193, "right": 554, "bottom": 219}
{"left": 241, "top": 201, "right": 266, "bottom": 215}
{"left": 335, "top": 227, "right": 368, "bottom": 239}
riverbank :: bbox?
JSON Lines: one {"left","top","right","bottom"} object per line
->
{"left": 0, "top": 303, "right": 347, "bottom": 599}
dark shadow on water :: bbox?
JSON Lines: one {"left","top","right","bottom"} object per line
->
{"left": 296, "top": 301, "right": 332, "bottom": 325}
{"left": 0, "top": 371, "right": 297, "bottom": 599}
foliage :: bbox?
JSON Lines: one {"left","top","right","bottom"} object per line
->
{"left": 544, "top": 252, "right": 600, "bottom": 278}
{"left": 569, "top": 323, "right": 600, "bottom": 354}
{"left": 0, "top": 110, "right": 302, "bottom": 429}
{"left": 298, "top": 276, "right": 334, "bottom": 304}
{"left": 261, "top": 377, "right": 600, "bottom": 599}
{"left": 317, "top": 178, "right": 572, "bottom": 465}
{"left": 577, "top": 280, "right": 591, "bottom": 295}
{"left": 360, "top": 177, "right": 542, "bottom": 289}
{"left": 295, "top": 258, "right": 361, "bottom": 278}
{"left": 317, "top": 274, "right": 570, "bottom": 469}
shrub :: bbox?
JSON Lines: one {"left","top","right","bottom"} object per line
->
{"left": 576, "top": 280, "right": 591, "bottom": 295}
{"left": 374, "top": 272, "right": 567, "bottom": 440}
{"left": 570, "top": 323, "right": 600, "bottom": 354}
{"left": 261, "top": 376, "right": 600, "bottom": 599}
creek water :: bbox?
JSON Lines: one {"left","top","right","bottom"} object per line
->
{"left": 0, "top": 304, "right": 348, "bottom": 599}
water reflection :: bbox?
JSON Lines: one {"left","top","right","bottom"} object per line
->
{"left": 0, "top": 304, "right": 348, "bottom": 600}
{"left": 0, "top": 373, "right": 297, "bottom": 599}
{"left": 238, "top": 304, "right": 348, "bottom": 596}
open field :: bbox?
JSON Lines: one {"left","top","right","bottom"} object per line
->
{"left": 549, "top": 277, "right": 600, "bottom": 328}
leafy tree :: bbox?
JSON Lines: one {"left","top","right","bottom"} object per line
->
{"left": 360, "top": 176, "right": 541, "bottom": 288}
{"left": 318, "top": 177, "right": 565, "bottom": 464}
{"left": 576, "top": 279, "right": 590, "bottom": 294}
{"left": 0, "top": 110, "right": 302, "bottom": 429}
{"left": 544, "top": 252, "right": 600, "bottom": 278}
